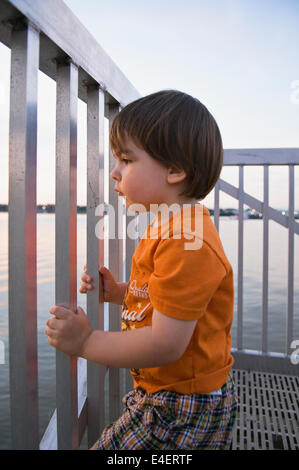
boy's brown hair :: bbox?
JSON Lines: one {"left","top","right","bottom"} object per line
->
{"left": 110, "top": 89, "right": 223, "bottom": 200}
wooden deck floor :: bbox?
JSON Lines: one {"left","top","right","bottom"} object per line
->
{"left": 230, "top": 369, "right": 299, "bottom": 450}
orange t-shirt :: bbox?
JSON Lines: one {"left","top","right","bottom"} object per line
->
{"left": 121, "top": 203, "right": 234, "bottom": 394}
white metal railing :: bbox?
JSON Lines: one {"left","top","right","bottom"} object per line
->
{"left": 0, "top": 0, "right": 139, "bottom": 450}
{"left": 1, "top": 0, "right": 298, "bottom": 451}
{"left": 214, "top": 150, "right": 299, "bottom": 376}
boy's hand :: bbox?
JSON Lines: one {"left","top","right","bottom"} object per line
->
{"left": 79, "top": 264, "right": 94, "bottom": 293}
{"left": 45, "top": 304, "right": 93, "bottom": 357}
{"left": 79, "top": 264, "right": 123, "bottom": 304}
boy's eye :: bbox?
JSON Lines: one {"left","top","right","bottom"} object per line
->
{"left": 121, "top": 158, "right": 130, "bottom": 164}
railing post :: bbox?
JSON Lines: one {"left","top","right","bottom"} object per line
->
{"left": 262, "top": 165, "right": 269, "bottom": 353}
{"left": 124, "top": 228, "right": 135, "bottom": 395}
{"left": 237, "top": 165, "right": 244, "bottom": 350}
{"left": 107, "top": 103, "right": 123, "bottom": 423}
{"left": 214, "top": 180, "right": 220, "bottom": 232}
{"left": 86, "top": 84, "right": 106, "bottom": 448}
{"left": 286, "top": 165, "right": 294, "bottom": 357}
{"left": 55, "top": 59, "right": 79, "bottom": 450}
{"left": 8, "top": 20, "right": 40, "bottom": 450}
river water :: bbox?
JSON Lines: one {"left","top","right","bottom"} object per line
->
{"left": 0, "top": 213, "right": 298, "bottom": 449}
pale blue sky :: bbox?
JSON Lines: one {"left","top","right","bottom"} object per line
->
{"left": 0, "top": 0, "right": 298, "bottom": 208}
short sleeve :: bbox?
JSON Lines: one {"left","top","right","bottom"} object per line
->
{"left": 148, "top": 237, "right": 227, "bottom": 321}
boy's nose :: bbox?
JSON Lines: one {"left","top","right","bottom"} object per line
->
{"left": 110, "top": 167, "right": 120, "bottom": 181}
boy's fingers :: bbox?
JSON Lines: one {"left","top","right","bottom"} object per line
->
{"left": 46, "top": 317, "right": 60, "bottom": 329}
{"left": 99, "top": 266, "right": 114, "bottom": 281}
{"left": 80, "top": 282, "right": 93, "bottom": 290}
{"left": 81, "top": 273, "right": 93, "bottom": 283}
{"left": 45, "top": 327, "right": 57, "bottom": 338}
{"left": 76, "top": 306, "right": 87, "bottom": 317}
{"left": 49, "top": 305, "right": 71, "bottom": 319}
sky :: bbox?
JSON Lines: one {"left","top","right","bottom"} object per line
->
{"left": 0, "top": 0, "right": 298, "bottom": 209}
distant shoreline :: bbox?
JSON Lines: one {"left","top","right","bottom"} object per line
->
{"left": 0, "top": 204, "right": 298, "bottom": 219}
{"left": 0, "top": 204, "right": 242, "bottom": 217}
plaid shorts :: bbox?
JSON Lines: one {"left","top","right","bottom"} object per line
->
{"left": 91, "top": 373, "right": 238, "bottom": 450}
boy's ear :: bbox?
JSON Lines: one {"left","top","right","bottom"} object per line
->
{"left": 167, "top": 166, "right": 187, "bottom": 184}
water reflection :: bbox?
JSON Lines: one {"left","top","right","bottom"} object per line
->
{"left": 0, "top": 213, "right": 298, "bottom": 449}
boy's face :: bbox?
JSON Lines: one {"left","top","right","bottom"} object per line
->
{"left": 110, "top": 136, "right": 181, "bottom": 213}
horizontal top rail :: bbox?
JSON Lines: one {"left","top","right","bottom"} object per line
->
{"left": 0, "top": 0, "right": 140, "bottom": 108}
{"left": 223, "top": 148, "right": 299, "bottom": 165}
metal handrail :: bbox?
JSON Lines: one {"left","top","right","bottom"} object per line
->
{"left": 215, "top": 150, "right": 299, "bottom": 376}
{"left": 1, "top": 0, "right": 298, "bottom": 451}
{"left": 0, "top": 0, "right": 139, "bottom": 107}
{"left": 0, "top": 0, "right": 140, "bottom": 450}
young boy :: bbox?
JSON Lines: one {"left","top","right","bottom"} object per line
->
{"left": 45, "top": 90, "right": 238, "bottom": 450}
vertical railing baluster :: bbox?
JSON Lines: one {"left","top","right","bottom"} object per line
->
{"left": 107, "top": 103, "right": 123, "bottom": 423}
{"left": 262, "top": 165, "right": 269, "bottom": 353}
{"left": 237, "top": 165, "right": 244, "bottom": 350}
{"left": 55, "top": 60, "right": 79, "bottom": 450}
{"left": 8, "top": 21, "right": 40, "bottom": 450}
{"left": 286, "top": 165, "right": 294, "bottom": 356}
{"left": 124, "top": 222, "right": 135, "bottom": 395}
{"left": 86, "top": 85, "right": 106, "bottom": 447}
{"left": 214, "top": 180, "right": 220, "bottom": 232}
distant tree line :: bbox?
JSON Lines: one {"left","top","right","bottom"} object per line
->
{"left": 0, "top": 204, "right": 297, "bottom": 219}
{"left": 0, "top": 204, "right": 251, "bottom": 216}
{"left": 0, "top": 204, "right": 86, "bottom": 213}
